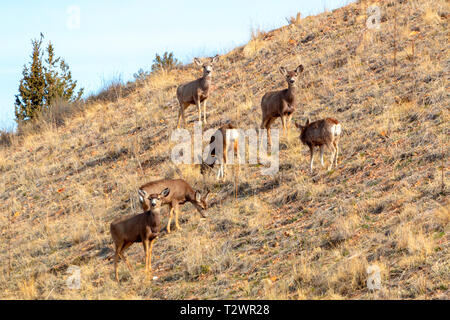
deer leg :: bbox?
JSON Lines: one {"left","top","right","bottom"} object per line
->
{"left": 148, "top": 239, "right": 155, "bottom": 275}
{"left": 183, "top": 104, "right": 188, "bottom": 127}
{"left": 287, "top": 114, "right": 293, "bottom": 130}
{"left": 266, "top": 119, "right": 273, "bottom": 148}
{"left": 328, "top": 144, "right": 336, "bottom": 171}
{"left": 143, "top": 239, "right": 150, "bottom": 275}
{"left": 203, "top": 100, "right": 207, "bottom": 124}
{"left": 120, "top": 254, "right": 133, "bottom": 273}
{"left": 222, "top": 152, "right": 228, "bottom": 182}
{"left": 287, "top": 114, "right": 293, "bottom": 139}
{"left": 259, "top": 118, "right": 267, "bottom": 151}
{"left": 260, "top": 117, "right": 267, "bottom": 130}
{"left": 281, "top": 115, "right": 287, "bottom": 137}
{"left": 320, "top": 145, "right": 325, "bottom": 167}
{"left": 177, "top": 105, "right": 183, "bottom": 129}
{"left": 309, "top": 146, "right": 315, "bottom": 174}
{"left": 196, "top": 98, "right": 202, "bottom": 123}
{"left": 266, "top": 118, "right": 277, "bottom": 148}
{"left": 334, "top": 141, "right": 339, "bottom": 167}
{"left": 167, "top": 207, "right": 174, "bottom": 234}
{"left": 217, "top": 164, "right": 222, "bottom": 180}
{"left": 120, "top": 242, "right": 133, "bottom": 273}
{"left": 114, "top": 242, "right": 124, "bottom": 282}
{"left": 174, "top": 204, "right": 182, "bottom": 231}
{"left": 236, "top": 144, "right": 241, "bottom": 174}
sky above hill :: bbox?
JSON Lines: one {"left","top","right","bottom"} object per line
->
{"left": 0, "top": 0, "right": 352, "bottom": 129}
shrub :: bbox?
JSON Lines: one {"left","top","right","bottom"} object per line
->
{"left": 151, "top": 52, "right": 180, "bottom": 73}
{"left": 0, "top": 130, "right": 12, "bottom": 148}
{"left": 14, "top": 34, "right": 83, "bottom": 125}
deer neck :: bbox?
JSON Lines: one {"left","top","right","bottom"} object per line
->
{"left": 145, "top": 209, "right": 159, "bottom": 219}
{"left": 201, "top": 74, "right": 212, "bottom": 91}
{"left": 146, "top": 209, "right": 161, "bottom": 227}
{"left": 286, "top": 82, "right": 297, "bottom": 102}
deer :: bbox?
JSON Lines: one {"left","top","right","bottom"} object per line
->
{"left": 295, "top": 118, "right": 342, "bottom": 173}
{"left": 110, "top": 188, "right": 169, "bottom": 282}
{"left": 200, "top": 122, "right": 240, "bottom": 182}
{"left": 138, "top": 179, "right": 210, "bottom": 234}
{"left": 176, "top": 55, "right": 219, "bottom": 128}
{"left": 260, "top": 64, "right": 304, "bottom": 146}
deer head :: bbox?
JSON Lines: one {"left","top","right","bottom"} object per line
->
{"left": 139, "top": 188, "right": 170, "bottom": 210}
{"left": 279, "top": 64, "right": 304, "bottom": 85}
{"left": 295, "top": 118, "right": 310, "bottom": 132}
{"left": 194, "top": 55, "right": 219, "bottom": 77}
{"left": 191, "top": 190, "right": 211, "bottom": 218}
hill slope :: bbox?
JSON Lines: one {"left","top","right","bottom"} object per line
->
{"left": 1, "top": 0, "right": 449, "bottom": 299}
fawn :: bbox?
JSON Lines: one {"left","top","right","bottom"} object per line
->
{"left": 177, "top": 55, "right": 219, "bottom": 127}
{"left": 110, "top": 188, "right": 169, "bottom": 282}
{"left": 200, "top": 122, "right": 240, "bottom": 181}
{"left": 139, "top": 179, "right": 209, "bottom": 234}
{"left": 261, "top": 64, "right": 304, "bottom": 146}
{"left": 295, "top": 118, "right": 342, "bottom": 173}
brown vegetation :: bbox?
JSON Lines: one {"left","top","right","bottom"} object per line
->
{"left": 0, "top": 0, "right": 448, "bottom": 299}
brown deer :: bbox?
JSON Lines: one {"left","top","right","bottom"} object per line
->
{"left": 139, "top": 179, "right": 209, "bottom": 234}
{"left": 260, "top": 65, "right": 304, "bottom": 146}
{"left": 110, "top": 188, "right": 169, "bottom": 282}
{"left": 177, "top": 55, "right": 219, "bottom": 128}
{"left": 200, "top": 122, "right": 240, "bottom": 181}
{"left": 295, "top": 118, "right": 342, "bottom": 173}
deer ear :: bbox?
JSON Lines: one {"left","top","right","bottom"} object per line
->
{"left": 194, "top": 58, "right": 202, "bottom": 66}
{"left": 294, "top": 122, "right": 300, "bottom": 129}
{"left": 211, "top": 55, "right": 219, "bottom": 64}
{"left": 295, "top": 64, "right": 304, "bottom": 74}
{"left": 138, "top": 189, "right": 148, "bottom": 203}
{"left": 195, "top": 191, "right": 202, "bottom": 202}
{"left": 279, "top": 67, "right": 288, "bottom": 76}
{"left": 305, "top": 118, "right": 310, "bottom": 126}
{"left": 161, "top": 188, "right": 170, "bottom": 198}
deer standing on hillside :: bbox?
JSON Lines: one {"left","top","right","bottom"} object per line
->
{"left": 200, "top": 122, "right": 240, "bottom": 181}
{"left": 295, "top": 118, "right": 342, "bottom": 173}
{"left": 139, "top": 179, "right": 210, "bottom": 234}
{"left": 260, "top": 65, "right": 304, "bottom": 146}
{"left": 177, "top": 55, "right": 219, "bottom": 128}
{"left": 110, "top": 188, "right": 169, "bottom": 282}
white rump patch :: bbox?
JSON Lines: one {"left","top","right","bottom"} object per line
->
{"left": 227, "top": 129, "right": 239, "bottom": 141}
{"left": 332, "top": 124, "right": 342, "bottom": 137}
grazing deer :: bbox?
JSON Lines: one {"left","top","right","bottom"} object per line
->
{"left": 139, "top": 179, "right": 209, "bottom": 234}
{"left": 295, "top": 118, "right": 342, "bottom": 173}
{"left": 110, "top": 188, "right": 169, "bottom": 282}
{"left": 201, "top": 122, "right": 240, "bottom": 181}
{"left": 177, "top": 55, "right": 219, "bottom": 127}
{"left": 260, "top": 65, "right": 304, "bottom": 146}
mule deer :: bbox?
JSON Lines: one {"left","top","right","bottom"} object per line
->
{"left": 260, "top": 65, "right": 304, "bottom": 146}
{"left": 139, "top": 179, "right": 209, "bottom": 234}
{"left": 201, "top": 122, "right": 240, "bottom": 181}
{"left": 295, "top": 118, "right": 342, "bottom": 173}
{"left": 177, "top": 55, "right": 219, "bottom": 128}
{"left": 110, "top": 188, "right": 169, "bottom": 282}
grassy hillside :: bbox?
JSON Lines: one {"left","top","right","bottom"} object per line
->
{"left": 1, "top": 0, "right": 448, "bottom": 299}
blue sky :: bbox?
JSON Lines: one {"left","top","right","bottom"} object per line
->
{"left": 0, "top": 0, "right": 351, "bottom": 129}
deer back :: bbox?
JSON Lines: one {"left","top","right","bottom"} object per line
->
{"left": 140, "top": 179, "right": 195, "bottom": 208}
{"left": 300, "top": 119, "right": 340, "bottom": 146}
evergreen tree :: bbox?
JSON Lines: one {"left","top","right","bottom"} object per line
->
{"left": 15, "top": 36, "right": 46, "bottom": 122}
{"left": 14, "top": 34, "right": 84, "bottom": 124}
{"left": 151, "top": 52, "right": 180, "bottom": 73}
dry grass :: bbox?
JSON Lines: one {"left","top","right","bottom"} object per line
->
{"left": 0, "top": 0, "right": 448, "bottom": 300}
